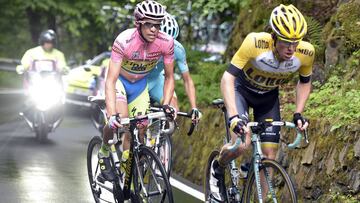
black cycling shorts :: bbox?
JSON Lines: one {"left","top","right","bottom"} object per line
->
{"left": 233, "top": 78, "right": 281, "bottom": 148}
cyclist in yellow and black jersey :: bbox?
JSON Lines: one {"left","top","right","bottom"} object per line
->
{"left": 231, "top": 31, "right": 314, "bottom": 93}
{"left": 209, "top": 4, "right": 314, "bottom": 202}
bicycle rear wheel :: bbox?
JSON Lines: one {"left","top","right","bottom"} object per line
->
{"left": 134, "top": 145, "right": 174, "bottom": 203}
{"left": 244, "top": 159, "right": 297, "bottom": 203}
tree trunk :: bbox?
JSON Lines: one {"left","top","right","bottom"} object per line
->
{"left": 26, "top": 8, "right": 42, "bottom": 45}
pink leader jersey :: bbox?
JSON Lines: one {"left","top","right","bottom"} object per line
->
{"left": 111, "top": 28, "right": 174, "bottom": 81}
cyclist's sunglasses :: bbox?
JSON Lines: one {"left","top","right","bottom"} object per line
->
{"left": 278, "top": 39, "right": 299, "bottom": 48}
{"left": 138, "top": 21, "right": 161, "bottom": 30}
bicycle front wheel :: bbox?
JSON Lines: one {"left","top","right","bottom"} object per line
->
{"left": 87, "top": 136, "right": 120, "bottom": 203}
{"left": 134, "top": 145, "right": 174, "bottom": 203}
{"left": 244, "top": 159, "right": 297, "bottom": 203}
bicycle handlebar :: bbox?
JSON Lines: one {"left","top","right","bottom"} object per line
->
{"left": 149, "top": 107, "right": 196, "bottom": 136}
{"left": 227, "top": 121, "right": 308, "bottom": 152}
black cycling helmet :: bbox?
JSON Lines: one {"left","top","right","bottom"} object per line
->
{"left": 39, "top": 29, "right": 57, "bottom": 45}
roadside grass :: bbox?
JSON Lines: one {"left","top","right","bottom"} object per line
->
{"left": 0, "top": 71, "right": 22, "bottom": 88}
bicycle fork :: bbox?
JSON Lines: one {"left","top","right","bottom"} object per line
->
{"left": 252, "top": 134, "right": 277, "bottom": 203}
{"left": 228, "top": 160, "right": 242, "bottom": 202}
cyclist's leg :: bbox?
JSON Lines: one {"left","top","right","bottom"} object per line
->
{"left": 209, "top": 82, "right": 251, "bottom": 201}
{"left": 148, "top": 75, "right": 164, "bottom": 105}
{"left": 102, "top": 79, "right": 129, "bottom": 151}
{"left": 253, "top": 89, "right": 281, "bottom": 160}
{"left": 126, "top": 78, "right": 150, "bottom": 144}
{"left": 148, "top": 74, "right": 179, "bottom": 110}
{"left": 218, "top": 84, "right": 251, "bottom": 166}
{"left": 98, "top": 78, "right": 128, "bottom": 181}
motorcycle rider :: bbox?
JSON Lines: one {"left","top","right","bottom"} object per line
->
{"left": 16, "top": 29, "right": 68, "bottom": 75}
{"left": 16, "top": 29, "right": 68, "bottom": 117}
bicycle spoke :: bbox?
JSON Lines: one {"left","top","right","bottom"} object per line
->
{"left": 245, "top": 159, "right": 296, "bottom": 203}
{"left": 136, "top": 147, "right": 172, "bottom": 203}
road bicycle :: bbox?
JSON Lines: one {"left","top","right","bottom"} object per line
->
{"left": 205, "top": 99, "right": 309, "bottom": 203}
{"left": 87, "top": 96, "right": 173, "bottom": 203}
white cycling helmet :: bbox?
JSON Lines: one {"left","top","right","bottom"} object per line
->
{"left": 134, "top": 0, "right": 166, "bottom": 21}
{"left": 161, "top": 13, "right": 179, "bottom": 39}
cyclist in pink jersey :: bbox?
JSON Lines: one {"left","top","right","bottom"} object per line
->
{"left": 97, "top": 0, "right": 176, "bottom": 182}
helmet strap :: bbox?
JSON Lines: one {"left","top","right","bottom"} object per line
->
{"left": 137, "top": 23, "right": 151, "bottom": 43}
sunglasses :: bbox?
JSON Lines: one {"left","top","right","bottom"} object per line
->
{"left": 278, "top": 39, "right": 299, "bottom": 48}
{"left": 138, "top": 21, "right": 161, "bottom": 30}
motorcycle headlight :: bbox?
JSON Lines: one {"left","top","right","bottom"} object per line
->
{"left": 29, "top": 77, "right": 63, "bottom": 111}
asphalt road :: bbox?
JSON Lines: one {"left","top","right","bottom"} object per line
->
{"left": 0, "top": 93, "right": 202, "bottom": 203}
{"left": 0, "top": 94, "right": 95, "bottom": 202}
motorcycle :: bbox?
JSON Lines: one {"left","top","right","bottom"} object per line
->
{"left": 20, "top": 59, "right": 65, "bottom": 142}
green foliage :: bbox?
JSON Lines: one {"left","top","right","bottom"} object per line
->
{"left": 304, "top": 75, "right": 360, "bottom": 129}
{"left": 336, "top": 1, "right": 360, "bottom": 49}
{"left": 0, "top": 0, "right": 132, "bottom": 61}
{"left": 175, "top": 50, "right": 226, "bottom": 109}
{"left": 329, "top": 192, "right": 359, "bottom": 203}
{"left": 304, "top": 16, "right": 325, "bottom": 61}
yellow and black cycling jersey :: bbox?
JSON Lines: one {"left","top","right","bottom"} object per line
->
{"left": 230, "top": 32, "right": 315, "bottom": 93}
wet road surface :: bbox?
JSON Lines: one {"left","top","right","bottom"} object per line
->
{"left": 0, "top": 93, "right": 202, "bottom": 202}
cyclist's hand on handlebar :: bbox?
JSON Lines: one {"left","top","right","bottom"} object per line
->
{"left": 293, "top": 112, "right": 309, "bottom": 131}
{"left": 162, "top": 104, "right": 177, "bottom": 120}
{"left": 190, "top": 108, "right": 202, "bottom": 125}
{"left": 108, "top": 114, "right": 122, "bottom": 130}
{"left": 228, "top": 115, "right": 247, "bottom": 136}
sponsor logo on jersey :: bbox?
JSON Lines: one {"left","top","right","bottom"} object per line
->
{"left": 125, "top": 36, "right": 135, "bottom": 44}
{"left": 122, "top": 60, "right": 158, "bottom": 73}
{"left": 259, "top": 58, "right": 278, "bottom": 69}
{"left": 132, "top": 51, "right": 140, "bottom": 59}
{"left": 245, "top": 67, "right": 288, "bottom": 88}
{"left": 147, "top": 52, "right": 161, "bottom": 58}
{"left": 285, "top": 61, "right": 293, "bottom": 68}
{"left": 296, "top": 48, "right": 314, "bottom": 56}
{"left": 254, "top": 38, "right": 270, "bottom": 49}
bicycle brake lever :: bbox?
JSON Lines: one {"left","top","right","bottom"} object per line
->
{"left": 304, "top": 129, "right": 309, "bottom": 144}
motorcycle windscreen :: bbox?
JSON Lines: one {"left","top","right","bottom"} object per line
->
{"left": 32, "top": 60, "right": 56, "bottom": 72}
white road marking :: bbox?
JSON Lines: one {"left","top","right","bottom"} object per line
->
{"left": 170, "top": 177, "right": 205, "bottom": 201}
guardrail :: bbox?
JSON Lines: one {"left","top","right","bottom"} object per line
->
{"left": 0, "top": 58, "right": 20, "bottom": 72}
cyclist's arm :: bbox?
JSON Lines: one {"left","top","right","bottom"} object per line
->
{"left": 181, "top": 71, "right": 197, "bottom": 109}
{"left": 163, "top": 62, "right": 175, "bottom": 105}
{"left": 295, "top": 79, "right": 311, "bottom": 113}
{"left": 222, "top": 33, "right": 254, "bottom": 117}
{"left": 221, "top": 71, "right": 238, "bottom": 117}
{"left": 162, "top": 39, "right": 175, "bottom": 105}
{"left": 296, "top": 43, "right": 314, "bottom": 114}
{"left": 105, "top": 59, "right": 121, "bottom": 117}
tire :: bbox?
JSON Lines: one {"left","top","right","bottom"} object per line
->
{"left": 90, "top": 105, "right": 105, "bottom": 133}
{"left": 134, "top": 145, "right": 173, "bottom": 203}
{"left": 36, "top": 123, "right": 48, "bottom": 143}
{"left": 87, "top": 136, "right": 118, "bottom": 203}
{"left": 158, "top": 134, "right": 172, "bottom": 177}
{"left": 204, "top": 150, "right": 225, "bottom": 202}
{"left": 244, "top": 159, "right": 297, "bottom": 203}
{"left": 35, "top": 112, "right": 48, "bottom": 143}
